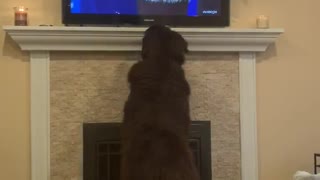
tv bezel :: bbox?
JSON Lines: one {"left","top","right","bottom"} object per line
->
{"left": 62, "top": 0, "right": 230, "bottom": 27}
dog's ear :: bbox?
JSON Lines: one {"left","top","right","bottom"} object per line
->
{"left": 141, "top": 37, "right": 149, "bottom": 59}
{"left": 168, "top": 31, "right": 188, "bottom": 65}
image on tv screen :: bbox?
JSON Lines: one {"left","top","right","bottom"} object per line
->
{"left": 70, "top": 0, "right": 221, "bottom": 16}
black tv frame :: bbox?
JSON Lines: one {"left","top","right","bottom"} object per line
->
{"left": 62, "top": 0, "right": 230, "bottom": 27}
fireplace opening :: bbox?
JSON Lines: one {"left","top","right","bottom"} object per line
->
{"left": 83, "top": 121, "right": 211, "bottom": 180}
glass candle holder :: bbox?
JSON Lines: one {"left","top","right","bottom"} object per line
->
{"left": 14, "top": 6, "right": 28, "bottom": 26}
{"left": 256, "top": 15, "right": 269, "bottom": 29}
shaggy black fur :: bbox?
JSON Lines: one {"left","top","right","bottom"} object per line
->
{"left": 121, "top": 25, "right": 199, "bottom": 180}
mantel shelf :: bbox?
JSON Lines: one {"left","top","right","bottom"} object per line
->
{"left": 3, "top": 26, "right": 284, "bottom": 52}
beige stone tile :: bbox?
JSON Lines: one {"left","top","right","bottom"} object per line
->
{"left": 84, "top": 60, "right": 134, "bottom": 90}
{"left": 185, "top": 53, "right": 239, "bottom": 74}
{"left": 51, "top": 89, "right": 88, "bottom": 123}
{"left": 212, "top": 150, "right": 241, "bottom": 180}
{"left": 85, "top": 88, "right": 127, "bottom": 123}
{"left": 50, "top": 60, "right": 86, "bottom": 91}
{"left": 50, "top": 122, "right": 82, "bottom": 179}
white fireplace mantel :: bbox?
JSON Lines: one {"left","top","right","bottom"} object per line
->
{"left": 4, "top": 26, "right": 283, "bottom": 52}
{"left": 3, "top": 26, "right": 284, "bottom": 180}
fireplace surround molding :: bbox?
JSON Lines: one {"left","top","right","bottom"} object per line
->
{"left": 3, "top": 26, "right": 283, "bottom": 180}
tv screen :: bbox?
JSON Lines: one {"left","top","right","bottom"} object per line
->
{"left": 62, "top": 0, "right": 229, "bottom": 27}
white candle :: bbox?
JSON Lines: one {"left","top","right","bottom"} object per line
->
{"left": 256, "top": 15, "right": 269, "bottom": 29}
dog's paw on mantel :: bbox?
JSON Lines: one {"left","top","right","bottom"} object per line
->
{"left": 294, "top": 171, "right": 320, "bottom": 180}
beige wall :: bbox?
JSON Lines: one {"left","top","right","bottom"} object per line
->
{"left": 1, "top": 0, "right": 320, "bottom": 180}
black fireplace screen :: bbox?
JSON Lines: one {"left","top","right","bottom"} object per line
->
{"left": 83, "top": 121, "right": 211, "bottom": 180}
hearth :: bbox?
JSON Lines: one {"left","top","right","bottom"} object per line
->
{"left": 83, "top": 121, "right": 211, "bottom": 180}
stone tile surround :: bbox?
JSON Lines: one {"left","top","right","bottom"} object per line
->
{"left": 50, "top": 52, "right": 241, "bottom": 180}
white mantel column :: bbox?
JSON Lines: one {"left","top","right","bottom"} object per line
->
{"left": 239, "top": 52, "right": 258, "bottom": 180}
{"left": 30, "top": 51, "right": 50, "bottom": 180}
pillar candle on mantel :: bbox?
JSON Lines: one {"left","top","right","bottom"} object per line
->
{"left": 14, "top": 6, "right": 28, "bottom": 26}
{"left": 256, "top": 15, "right": 269, "bottom": 29}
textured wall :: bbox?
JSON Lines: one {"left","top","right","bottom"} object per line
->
{"left": 50, "top": 52, "right": 240, "bottom": 180}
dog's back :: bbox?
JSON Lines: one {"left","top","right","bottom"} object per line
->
{"left": 121, "top": 25, "right": 199, "bottom": 180}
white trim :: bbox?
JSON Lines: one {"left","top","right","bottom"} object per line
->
{"left": 239, "top": 52, "right": 258, "bottom": 180}
{"left": 30, "top": 51, "right": 50, "bottom": 180}
{"left": 3, "top": 26, "right": 284, "bottom": 52}
{"left": 3, "top": 26, "right": 284, "bottom": 180}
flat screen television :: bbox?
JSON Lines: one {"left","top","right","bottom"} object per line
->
{"left": 62, "top": 0, "right": 230, "bottom": 27}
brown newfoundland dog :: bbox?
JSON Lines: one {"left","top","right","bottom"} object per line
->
{"left": 121, "top": 25, "right": 199, "bottom": 180}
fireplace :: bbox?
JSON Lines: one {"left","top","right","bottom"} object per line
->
{"left": 3, "top": 26, "right": 283, "bottom": 180}
{"left": 83, "top": 121, "right": 211, "bottom": 180}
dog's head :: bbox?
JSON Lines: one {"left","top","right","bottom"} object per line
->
{"left": 141, "top": 25, "right": 188, "bottom": 65}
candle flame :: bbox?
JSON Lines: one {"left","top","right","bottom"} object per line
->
{"left": 15, "top": 6, "right": 27, "bottom": 12}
